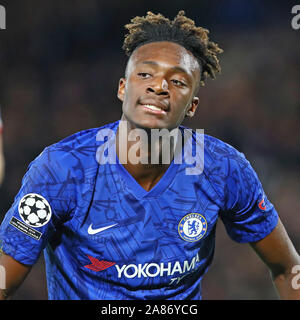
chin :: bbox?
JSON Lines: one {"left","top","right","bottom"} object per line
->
{"left": 135, "top": 119, "right": 171, "bottom": 131}
{"left": 123, "top": 115, "right": 165, "bottom": 130}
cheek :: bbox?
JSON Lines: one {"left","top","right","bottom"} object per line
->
{"left": 171, "top": 91, "right": 192, "bottom": 112}
{"left": 122, "top": 84, "right": 134, "bottom": 106}
{"left": 124, "top": 80, "right": 139, "bottom": 102}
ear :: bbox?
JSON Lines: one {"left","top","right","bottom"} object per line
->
{"left": 185, "top": 96, "right": 199, "bottom": 118}
{"left": 117, "top": 78, "right": 126, "bottom": 102}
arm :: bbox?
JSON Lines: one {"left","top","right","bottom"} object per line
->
{"left": 0, "top": 250, "right": 31, "bottom": 300}
{"left": 250, "top": 217, "right": 300, "bottom": 299}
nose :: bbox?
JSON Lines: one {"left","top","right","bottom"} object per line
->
{"left": 146, "top": 78, "right": 169, "bottom": 96}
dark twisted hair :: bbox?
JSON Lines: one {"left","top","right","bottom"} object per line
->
{"left": 122, "top": 11, "right": 223, "bottom": 86}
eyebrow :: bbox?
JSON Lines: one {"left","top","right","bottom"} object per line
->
{"left": 140, "top": 60, "right": 189, "bottom": 75}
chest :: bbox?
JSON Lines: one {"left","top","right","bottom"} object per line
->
{"left": 69, "top": 166, "right": 220, "bottom": 265}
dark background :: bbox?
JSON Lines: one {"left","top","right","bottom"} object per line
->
{"left": 0, "top": 0, "right": 299, "bottom": 300}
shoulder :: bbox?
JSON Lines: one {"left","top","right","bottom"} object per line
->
{"left": 182, "top": 128, "right": 254, "bottom": 202}
{"left": 203, "top": 133, "right": 252, "bottom": 182}
{"left": 203, "top": 133, "right": 247, "bottom": 168}
{"left": 203, "top": 133, "right": 246, "bottom": 182}
{"left": 28, "top": 121, "right": 119, "bottom": 178}
{"left": 43, "top": 121, "right": 118, "bottom": 160}
{"left": 179, "top": 125, "right": 246, "bottom": 167}
{"left": 202, "top": 134, "right": 261, "bottom": 204}
{"left": 202, "top": 133, "right": 256, "bottom": 184}
{"left": 50, "top": 121, "right": 119, "bottom": 153}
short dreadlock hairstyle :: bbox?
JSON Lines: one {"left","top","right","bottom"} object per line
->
{"left": 122, "top": 11, "right": 223, "bottom": 86}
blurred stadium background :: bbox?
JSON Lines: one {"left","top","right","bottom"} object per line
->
{"left": 0, "top": 0, "right": 299, "bottom": 299}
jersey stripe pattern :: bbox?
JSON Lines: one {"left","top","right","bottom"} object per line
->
{"left": 0, "top": 121, "right": 278, "bottom": 299}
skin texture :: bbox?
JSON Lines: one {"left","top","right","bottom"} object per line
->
{"left": 116, "top": 41, "right": 200, "bottom": 191}
{"left": 118, "top": 41, "right": 200, "bottom": 131}
{"left": 0, "top": 41, "right": 299, "bottom": 300}
{"left": 250, "top": 218, "right": 300, "bottom": 299}
{"left": 0, "top": 251, "right": 30, "bottom": 299}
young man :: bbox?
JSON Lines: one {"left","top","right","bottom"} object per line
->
{"left": 0, "top": 11, "right": 299, "bottom": 300}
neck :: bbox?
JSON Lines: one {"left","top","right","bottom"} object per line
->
{"left": 115, "top": 116, "right": 179, "bottom": 191}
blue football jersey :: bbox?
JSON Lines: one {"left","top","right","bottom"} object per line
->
{"left": 0, "top": 121, "right": 278, "bottom": 300}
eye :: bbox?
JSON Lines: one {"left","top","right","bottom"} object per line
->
{"left": 137, "top": 72, "right": 152, "bottom": 79}
{"left": 171, "top": 79, "right": 186, "bottom": 87}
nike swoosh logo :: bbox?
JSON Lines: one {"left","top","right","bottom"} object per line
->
{"left": 88, "top": 223, "right": 118, "bottom": 235}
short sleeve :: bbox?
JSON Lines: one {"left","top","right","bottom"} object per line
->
{"left": 0, "top": 147, "right": 76, "bottom": 265}
{"left": 219, "top": 152, "right": 278, "bottom": 243}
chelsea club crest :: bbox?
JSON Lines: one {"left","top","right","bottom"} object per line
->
{"left": 178, "top": 213, "right": 207, "bottom": 242}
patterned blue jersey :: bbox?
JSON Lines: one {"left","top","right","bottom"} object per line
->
{"left": 0, "top": 121, "right": 278, "bottom": 300}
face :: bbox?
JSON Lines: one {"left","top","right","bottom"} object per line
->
{"left": 117, "top": 41, "right": 201, "bottom": 130}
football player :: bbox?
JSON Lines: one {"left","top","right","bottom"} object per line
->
{"left": 0, "top": 11, "right": 299, "bottom": 300}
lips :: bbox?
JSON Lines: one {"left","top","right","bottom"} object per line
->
{"left": 138, "top": 99, "right": 170, "bottom": 114}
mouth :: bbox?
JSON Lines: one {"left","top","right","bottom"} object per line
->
{"left": 141, "top": 104, "right": 167, "bottom": 115}
{"left": 138, "top": 101, "right": 169, "bottom": 116}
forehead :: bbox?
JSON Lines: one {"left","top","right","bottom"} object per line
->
{"left": 127, "top": 41, "right": 200, "bottom": 76}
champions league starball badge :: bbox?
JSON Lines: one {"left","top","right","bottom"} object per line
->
{"left": 178, "top": 213, "right": 207, "bottom": 242}
{"left": 18, "top": 193, "right": 52, "bottom": 228}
